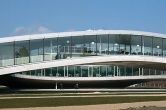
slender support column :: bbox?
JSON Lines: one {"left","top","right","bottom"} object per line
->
{"left": 67, "top": 66, "right": 68, "bottom": 77}
{"left": 117, "top": 66, "right": 118, "bottom": 76}
{"left": 55, "top": 82, "right": 57, "bottom": 89}
{"left": 64, "top": 66, "right": 65, "bottom": 77}
{"left": 114, "top": 66, "right": 115, "bottom": 77}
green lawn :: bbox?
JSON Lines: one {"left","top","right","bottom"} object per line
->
{"left": 0, "top": 96, "right": 166, "bottom": 109}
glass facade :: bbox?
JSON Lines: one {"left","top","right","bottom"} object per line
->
{"left": 97, "top": 35, "right": 108, "bottom": 55}
{"left": 30, "top": 39, "right": 43, "bottom": 63}
{"left": 58, "top": 37, "right": 71, "bottom": 59}
{"left": 119, "top": 35, "right": 131, "bottom": 55}
{"left": 0, "top": 42, "right": 14, "bottom": 66}
{"left": 15, "top": 40, "right": 29, "bottom": 64}
{"left": 44, "top": 38, "right": 57, "bottom": 61}
{"left": 153, "top": 37, "right": 162, "bottom": 56}
{"left": 21, "top": 65, "right": 164, "bottom": 77}
{"left": 0, "top": 33, "right": 166, "bottom": 77}
{"left": 84, "top": 35, "right": 96, "bottom": 56}
{"left": 131, "top": 35, "right": 142, "bottom": 55}
{"left": 71, "top": 36, "right": 84, "bottom": 57}
{"left": 142, "top": 36, "right": 152, "bottom": 56}
{"left": 109, "top": 35, "right": 119, "bottom": 54}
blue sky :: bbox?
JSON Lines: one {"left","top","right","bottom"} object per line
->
{"left": 0, "top": 0, "right": 166, "bottom": 37}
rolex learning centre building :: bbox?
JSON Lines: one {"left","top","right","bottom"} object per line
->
{"left": 0, "top": 30, "right": 166, "bottom": 89}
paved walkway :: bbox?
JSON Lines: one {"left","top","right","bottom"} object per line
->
{"left": 1, "top": 94, "right": 166, "bottom": 99}
{"left": 1, "top": 100, "right": 166, "bottom": 110}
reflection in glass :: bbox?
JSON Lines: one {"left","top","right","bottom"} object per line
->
{"left": 30, "top": 39, "right": 43, "bottom": 63}
{"left": 100, "top": 66, "right": 107, "bottom": 77}
{"left": 153, "top": 37, "right": 162, "bottom": 56}
{"left": 15, "top": 40, "right": 29, "bottom": 64}
{"left": 52, "top": 67, "right": 57, "bottom": 76}
{"left": 72, "top": 36, "right": 84, "bottom": 58}
{"left": 45, "top": 68, "right": 52, "bottom": 76}
{"left": 109, "top": 35, "right": 119, "bottom": 54}
{"left": 97, "top": 35, "right": 108, "bottom": 55}
{"left": 75, "top": 66, "right": 82, "bottom": 77}
{"left": 93, "top": 66, "right": 100, "bottom": 77}
{"left": 58, "top": 37, "right": 71, "bottom": 59}
{"left": 142, "top": 36, "right": 152, "bottom": 56}
{"left": 68, "top": 66, "right": 75, "bottom": 77}
{"left": 44, "top": 38, "right": 57, "bottom": 61}
{"left": 133, "top": 68, "right": 139, "bottom": 76}
{"left": 0, "top": 42, "right": 14, "bottom": 67}
{"left": 84, "top": 35, "right": 96, "bottom": 56}
{"left": 107, "top": 66, "right": 114, "bottom": 76}
{"left": 143, "top": 68, "right": 149, "bottom": 75}
{"left": 82, "top": 66, "right": 88, "bottom": 77}
{"left": 131, "top": 35, "right": 142, "bottom": 55}
{"left": 57, "top": 67, "right": 64, "bottom": 77}
{"left": 119, "top": 35, "right": 131, "bottom": 55}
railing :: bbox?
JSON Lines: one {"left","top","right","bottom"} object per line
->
{"left": 1, "top": 46, "right": 166, "bottom": 67}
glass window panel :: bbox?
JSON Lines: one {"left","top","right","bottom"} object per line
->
{"left": 57, "top": 67, "right": 64, "bottom": 77}
{"left": 84, "top": 35, "right": 96, "bottom": 56}
{"left": 126, "top": 67, "right": 132, "bottom": 76}
{"left": 97, "top": 35, "right": 108, "bottom": 55}
{"left": 119, "top": 35, "right": 131, "bottom": 55}
{"left": 133, "top": 68, "right": 139, "bottom": 76}
{"left": 107, "top": 66, "right": 114, "bottom": 77}
{"left": 30, "top": 39, "right": 43, "bottom": 63}
{"left": 52, "top": 67, "right": 57, "bottom": 76}
{"left": 71, "top": 36, "right": 84, "bottom": 58}
{"left": 131, "top": 35, "right": 142, "bottom": 55}
{"left": 163, "top": 71, "right": 166, "bottom": 75}
{"left": 93, "top": 66, "right": 100, "bottom": 77}
{"left": 118, "top": 66, "right": 125, "bottom": 76}
{"left": 58, "top": 37, "right": 71, "bottom": 59}
{"left": 143, "top": 68, "right": 149, "bottom": 75}
{"left": 15, "top": 40, "right": 29, "bottom": 64}
{"left": 109, "top": 35, "right": 119, "bottom": 54}
{"left": 82, "top": 66, "right": 88, "bottom": 77}
{"left": 150, "top": 69, "right": 155, "bottom": 75}
{"left": 156, "top": 70, "right": 162, "bottom": 75}
{"left": 75, "top": 66, "right": 81, "bottom": 77}
{"left": 44, "top": 38, "right": 57, "bottom": 61}
{"left": 100, "top": 66, "right": 106, "bottom": 77}
{"left": 36, "top": 69, "right": 44, "bottom": 76}
{"left": 153, "top": 37, "right": 162, "bottom": 56}
{"left": 163, "top": 39, "right": 166, "bottom": 57}
{"left": 68, "top": 66, "right": 75, "bottom": 77}
{"left": 45, "top": 68, "right": 52, "bottom": 76}
{"left": 31, "top": 70, "right": 36, "bottom": 76}
{"left": 142, "top": 36, "right": 152, "bottom": 56}
{"left": 0, "top": 42, "right": 14, "bottom": 67}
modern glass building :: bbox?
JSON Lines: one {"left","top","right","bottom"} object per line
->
{"left": 0, "top": 30, "right": 166, "bottom": 89}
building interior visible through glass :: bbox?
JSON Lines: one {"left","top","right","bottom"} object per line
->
{"left": 0, "top": 34, "right": 165, "bottom": 77}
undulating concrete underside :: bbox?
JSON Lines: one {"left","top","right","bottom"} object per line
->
{"left": 0, "top": 74, "right": 165, "bottom": 89}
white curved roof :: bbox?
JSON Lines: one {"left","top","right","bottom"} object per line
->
{"left": 0, "top": 30, "right": 166, "bottom": 43}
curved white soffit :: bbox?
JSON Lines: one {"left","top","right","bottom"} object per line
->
{"left": 1, "top": 55, "right": 166, "bottom": 75}
{"left": 12, "top": 74, "right": 166, "bottom": 81}
{"left": 0, "top": 30, "right": 166, "bottom": 43}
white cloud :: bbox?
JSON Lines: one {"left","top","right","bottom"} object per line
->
{"left": 11, "top": 25, "right": 52, "bottom": 36}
